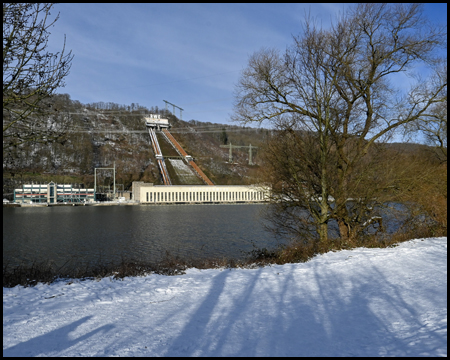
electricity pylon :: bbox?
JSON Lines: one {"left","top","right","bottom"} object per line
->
{"left": 220, "top": 142, "right": 258, "bottom": 165}
{"left": 163, "top": 100, "right": 184, "bottom": 120}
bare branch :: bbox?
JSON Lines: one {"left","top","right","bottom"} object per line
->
{"left": 3, "top": 3, "right": 74, "bottom": 151}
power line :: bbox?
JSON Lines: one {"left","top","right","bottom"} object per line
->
{"left": 66, "top": 127, "right": 265, "bottom": 134}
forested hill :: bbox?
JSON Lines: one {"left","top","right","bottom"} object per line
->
{"left": 3, "top": 95, "right": 439, "bottom": 199}
{"left": 3, "top": 95, "right": 270, "bottom": 195}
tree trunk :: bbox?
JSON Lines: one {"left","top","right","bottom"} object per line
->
{"left": 338, "top": 219, "right": 350, "bottom": 242}
{"left": 318, "top": 221, "right": 328, "bottom": 244}
{"left": 318, "top": 126, "right": 329, "bottom": 245}
{"left": 318, "top": 195, "right": 329, "bottom": 244}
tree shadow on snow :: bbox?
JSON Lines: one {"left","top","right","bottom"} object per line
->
{"left": 3, "top": 315, "right": 115, "bottom": 357}
{"left": 162, "top": 252, "right": 446, "bottom": 357}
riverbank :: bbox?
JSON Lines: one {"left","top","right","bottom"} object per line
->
{"left": 3, "top": 237, "right": 447, "bottom": 356}
{"left": 3, "top": 201, "right": 139, "bottom": 207}
{"left": 4, "top": 206, "right": 443, "bottom": 289}
{"left": 3, "top": 201, "right": 267, "bottom": 207}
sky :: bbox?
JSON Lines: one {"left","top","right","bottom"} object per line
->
{"left": 46, "top": 3, "right": 447, "bottom": 126}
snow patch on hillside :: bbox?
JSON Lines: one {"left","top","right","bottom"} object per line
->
{"left": 168, "top": 159, "right": 202, "bottom": 184}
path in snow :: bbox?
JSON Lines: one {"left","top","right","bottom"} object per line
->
{"left": 3, "top": 237, "right": 447, "bottom": 356}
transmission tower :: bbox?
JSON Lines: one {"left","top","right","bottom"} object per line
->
{"left": 163, "top": 100, "right": 184, "bottom": 120}
{"left": 220, "top": 142, "right": 258, "bottom": 165}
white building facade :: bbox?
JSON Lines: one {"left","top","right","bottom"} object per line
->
{"left": 14, "top": 182, "right": 95, "bottom": 204}
{"left": 133, "top": 182, "right": 269, "bottom": 204}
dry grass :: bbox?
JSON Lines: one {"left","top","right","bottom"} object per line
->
{"left": 2, "top": 252, "right": 246, "bottom": 288}
{"left": 243, "top": 221, "right": 446, "bottom": 266}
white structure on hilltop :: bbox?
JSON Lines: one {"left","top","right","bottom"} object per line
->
{"left": 144, "top": 114, "right": 170, "bottom": 130}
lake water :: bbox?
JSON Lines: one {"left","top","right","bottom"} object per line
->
{"left": 3, "top": 204, "right": 282, "bottom": 269}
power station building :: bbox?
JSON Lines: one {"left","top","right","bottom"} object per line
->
{"left": 13, "top": 181, "right": 269, "bottom": 205}
{"left": 11, "top": 114, "right": 270, "bottom": 205}
{"left": 132, "top": 182, "right": 269, "bottom": 204}
{"left": 13, "top": 182, "right": 95, "bottom": 204}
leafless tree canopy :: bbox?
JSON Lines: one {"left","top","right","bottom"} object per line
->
{"left": 3, "top": 3, "right": 74, "bottom": 150}
{"left": 405, "top": 95, "right": 447, "bottom": 162}
{"left": 233, "top": 3, "right": 447, "bottom": 244}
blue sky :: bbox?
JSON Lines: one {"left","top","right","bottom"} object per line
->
{"left": 47, "top": 3, "right": 447, "bottom": 126}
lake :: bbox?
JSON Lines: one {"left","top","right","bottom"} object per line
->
{"left": 3, "top": 204, "right": 282, "bottom": 269}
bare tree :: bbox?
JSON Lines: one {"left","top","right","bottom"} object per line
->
{"left": 234, "top": 3, "right": 447, "bottom": 244}
{"left": 3, "top": 3, "right": 74, "bottom": 151}
{"left": 407, "top": 97, "right": 447, "bottom": 162}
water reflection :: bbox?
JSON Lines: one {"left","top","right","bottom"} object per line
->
{"left": 3, "top": 202, "right": 412, "bottom": 270}
{"left": 3, "top": 204, "right": 279, "bottom": 268}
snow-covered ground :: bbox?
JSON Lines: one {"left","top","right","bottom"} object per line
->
{"left": 3, "top": 237, "right": 447, "bottom": 357}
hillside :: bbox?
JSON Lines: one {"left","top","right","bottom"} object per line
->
{"left": 3, "top": 95, "right": 438, "bottom": 200}
{"left": 3, "top": 96, "right": 268, "bottom": 198}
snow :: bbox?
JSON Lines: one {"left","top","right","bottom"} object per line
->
{"left": 168, "top": 159, "right": 202, "bottom": 184}
{"left": 3, "top": 237, "right": 447, "bottom": 357}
